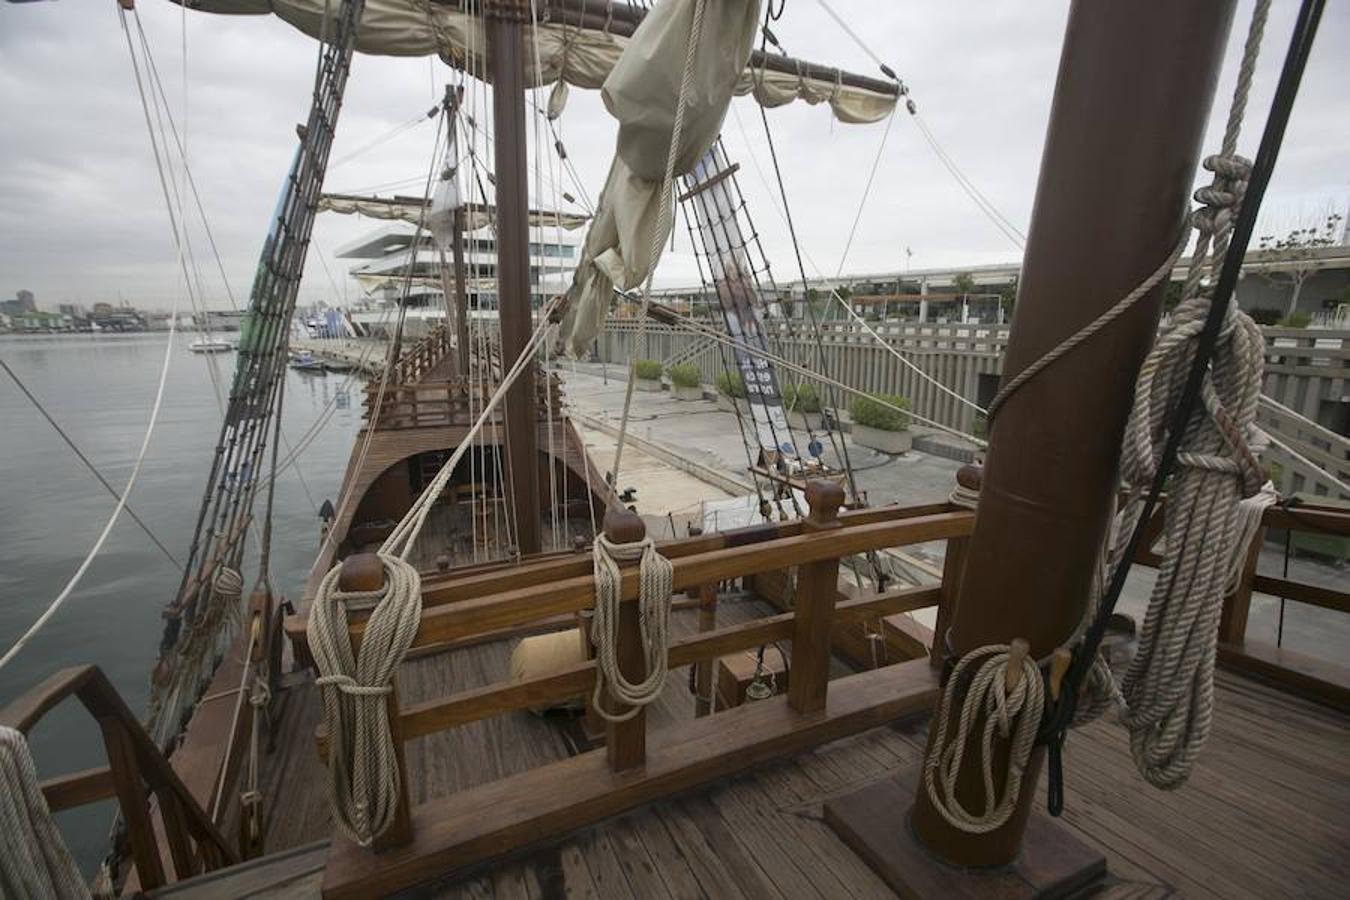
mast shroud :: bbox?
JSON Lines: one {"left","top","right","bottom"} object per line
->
{"left": 910, "top": 0, "right": 1239, "bottom": 868}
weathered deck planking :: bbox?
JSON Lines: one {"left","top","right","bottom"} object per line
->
{"left": 175, "top": 666, "right": 1346, "bottom": 899}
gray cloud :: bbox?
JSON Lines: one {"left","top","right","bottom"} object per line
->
{"left": 0, "top": 1, "right": 1345, "bottom": 313}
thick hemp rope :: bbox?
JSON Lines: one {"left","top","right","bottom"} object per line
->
{"left": 0, "top": 727, "right": 91, "bottom": 900}
{"left": 590, "top": 534, "right": 675, "bottom": 722}
{"left": 307, "top": 299, "right": 561, "bottom": 845}
{"left": 928, "top": 0, "right": 1277, "bottom": 822}
{"left": 308, "top": 555, "right": 421, "bottom": 845}
{"left": 923, "top": 645, "right": 1044, "bottom": 833}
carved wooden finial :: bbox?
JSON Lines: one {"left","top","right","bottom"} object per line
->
{"left": 338, "top": 553, "right": 385, "bottom": 592}
{"left": 805, "top": 480, "right": 846, "bottom": 525}
{"left": 956, "top": 463, "right": 983, "bottom": 492}
{"left": 602, "top": 507, "right": 646, "bottom": 544}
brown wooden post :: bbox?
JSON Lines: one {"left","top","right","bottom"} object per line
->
{"left": 486, "top": 0, "right": 541, "bottom": 555}
{"left": 98, "top": 718, "right": 166, "bottom": 890}
{"left": 788, "top": 481, "right": 845, "bottom": 714}
{"left": 694, "top": 583, "right": 718, "bottom": 716}
{"left": 601, "top": 508, "right": 648, "bottom": 770}
{"left": 452, "top": 207, "right": 471, "bottom": 379}
{"left": 1220, "top": 525, "right": 1266, "bottom": 645}
{"left": 910, "top": 0, "right": 1239, "bottom": 870}
{"left": 340, "top": 554, "right": 414, "bottom": 851}
{"left": 934, "top": 465, "right": 978, "bottom": 670}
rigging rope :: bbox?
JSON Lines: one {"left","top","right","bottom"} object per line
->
{"left": 589, "top": 534, "right": 675, "bottom": 721}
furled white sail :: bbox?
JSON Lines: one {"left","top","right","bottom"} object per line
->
{"left": 186, "top": 0, "right": 898, "bottom": 125}
{"left": 557, "top": 0, "right": 757, "bottom": 357}
{"left": 317, "top": 194, "right": 590, "bottom": 231}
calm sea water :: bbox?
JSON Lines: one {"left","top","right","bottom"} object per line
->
{"left": 0, "top": 332, "right": 363, "bottom": 872}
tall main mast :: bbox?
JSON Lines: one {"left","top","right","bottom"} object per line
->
{"left": 486, "top": 0, "right": 541, "bottom": 555}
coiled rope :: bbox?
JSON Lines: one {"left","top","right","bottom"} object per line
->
{"left": 0, "top": 727, "right": 90, "bottom": 900}
{"left": 308, "top": 556, "right": 421, "bottom": 846}
{"left": 923, "top": 644, "right": 1043, "bottom": 833}
{"left": 308, "top": 297, "right": 560, "bottom": 846}
{"left": 928, "top": 0, "right": 1280, "bottom": 824}
{"left": 590, "top": 534, "right": 675, "bottom": 722}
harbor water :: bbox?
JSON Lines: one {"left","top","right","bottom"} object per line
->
{"left": 0, "top": 332, "right": 363, "bottom": 873}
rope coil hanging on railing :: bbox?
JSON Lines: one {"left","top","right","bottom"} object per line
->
{"left": 590, "top": 530, "right": 675, "bottom": 722}
{"left": 308, "top": 555, "right": 421, "bottom": 846}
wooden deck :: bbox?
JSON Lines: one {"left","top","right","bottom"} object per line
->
{"left": 185, "top": 653, "right": 1350, "bottom": 899}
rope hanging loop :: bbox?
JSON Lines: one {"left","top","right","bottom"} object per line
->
{"left": 923, "top": 639, "right": 1045, "bottom": 834}
{"left": 590, "top": 508, "right": 675, "bottom": 723}
{"left": 308, "top": 552, "right": 422, "bottom": 846}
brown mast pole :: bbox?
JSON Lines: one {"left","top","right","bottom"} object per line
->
{"left": 910, "top": 0, "right": 1238, "bottom": 867}
{"left": 486, "top": 0, "right": 541, "bottom": 555}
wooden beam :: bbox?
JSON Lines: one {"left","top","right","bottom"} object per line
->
{"left": 398, "top": 584, "right": 941, "bottom": 739}
{"left": 1250, "top": 574, "right": 1350, "bottom": 615}
{"left": 40, "top": 766, "right": 115, "bottom": 813}
{"left": 1217, "top": 640, "right": 1350, "bottom": 714}
{"left": 321, "top": 659, "right": 940, "bottom": 900}
{"left": 789, "top": 482, "right": 846, "bottom": 713}
{"left": 380, "top": 511, "right": 971, "bottom": 650}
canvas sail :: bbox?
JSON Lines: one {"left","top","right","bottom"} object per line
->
{"left": 185, "top": 0, "right": 899, "bottom": 124}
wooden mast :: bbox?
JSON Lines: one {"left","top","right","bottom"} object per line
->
{"left": 907, "top": 0, "right": 1240, "bottom": 870}
{"left": 486, "top": 0, "right": 541, "bottom": 555}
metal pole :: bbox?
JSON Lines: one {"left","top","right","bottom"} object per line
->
{"left": 910, "top": 0, "right": 1237, "bottom": 867}
{"left": 486, "top": 0, "right": 541, "bottom": 554}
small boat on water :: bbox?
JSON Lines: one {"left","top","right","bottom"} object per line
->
{"left": 323, "top": 358, "right": 355, "bottom": 373}
{"left": 188, "top": 336, "right": 233, "bottom": 353}
{"left": 289, "top": 350, "right": 326, "bottom": 372}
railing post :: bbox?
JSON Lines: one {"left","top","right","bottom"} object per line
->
{"left": 1220, "top": 524, "right": 1266, "bottom": 646}
{"left": 602, "top": 508, "right": 648, "bottom": 771}
{"left": 789, "top": 481, "right": 845, "bottom": 714}
{"left": 340, "top": 554, "right": 414, "bottom": 851}
{"left": 97, "top": 717, "right": 166, "bottom": 889}
{"left": 934, "top": 465, "right": 977, "bottom": 669}
{"left": 694, "top": 583, "right": 718, "bottom": 716}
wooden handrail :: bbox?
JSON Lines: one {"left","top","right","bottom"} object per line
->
{"left": 0, "top": 665, "right": 239, "bottom": 888}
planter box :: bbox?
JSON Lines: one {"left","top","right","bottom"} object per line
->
{"left": 672, "top": 384, "right": 704, "bottom": 401}
{"left": 717, "top": 394, "right": 745, "bottom": 413}
{"left": 852, "top": 424, "right": 913, "bottom": 455}
{"left": 788, "top": 410, "right": 823, "bottom": 432}
{"left": 635, "top": 377, "right": 663, "bottom": 393}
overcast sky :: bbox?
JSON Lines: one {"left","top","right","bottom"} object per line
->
{"left": 1, "top": 1, "right": 1346, "bottom": 312}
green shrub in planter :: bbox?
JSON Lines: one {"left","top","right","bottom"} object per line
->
{"left": 783, "top": 383, "right": 822, "bottom": 414}
{"left": 850, "top": 393, "right": 911, "bottom": 432}
{"left": 634, "top": 359, "right": 664, "bottom": 381}
{"left": 668, "top": 363, "right": 703, "bottom": 388}
{"left": 714, "top": 370, "right": 747, "bottom": 398}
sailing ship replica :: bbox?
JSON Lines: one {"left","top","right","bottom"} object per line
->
{"left": 2, "top": 1, "right": 1348, "bottom": 898}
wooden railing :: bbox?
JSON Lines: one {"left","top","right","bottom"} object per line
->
{"left": 1214, "top": 502, "right": 1350, "bottom": 711}
{"left": 389, "top": 323, "right": 454, "bottom": 385}
{"left": 296, "top": 485, "right": 971, "bottom": 899}
{"left": 363, "top": 374, "right": 564, "bottom": 430}
{"left": 0, "top": 666, "right": 238, "bottom": 890}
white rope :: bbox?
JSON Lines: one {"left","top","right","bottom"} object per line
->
{"left": 590, "top": 534, "right": 675, "bottom": 722}
{"left": 308, "top": 300, "right": 558, "bottom": 844}
{"left": 0, "top": 728, "right": 90, "bottom": 900}
{"left": 612, "top": 0, "right": 708, "bottom": 487}
{"left": 308, "top": 556, "right": 421, "bottom": 846}
{"left": 1079, "top": 0, "right": 1276, "bottom": 790}
{"left": 923, "top": 645, "right": 1043, "bottom": 833}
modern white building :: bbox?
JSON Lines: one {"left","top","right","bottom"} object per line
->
{"left": 336, "top": 216, "right": 584, "bottom": 335}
